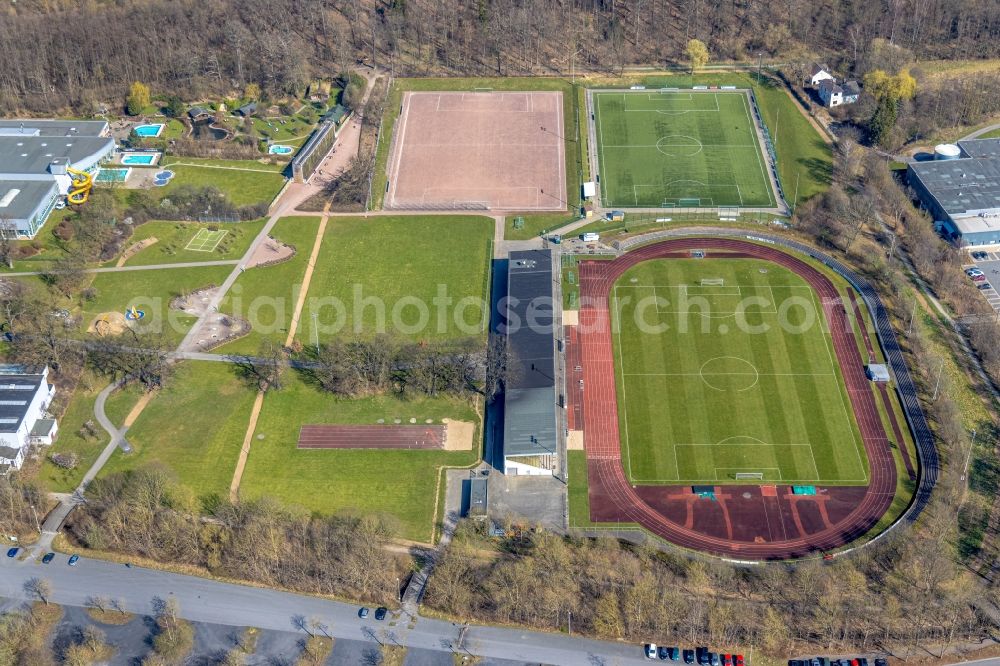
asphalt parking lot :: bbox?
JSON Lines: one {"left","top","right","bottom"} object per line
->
{"left": 965, "top": 251, "right": 1000, "bottom": 312}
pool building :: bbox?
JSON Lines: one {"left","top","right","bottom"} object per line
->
{"left": 0, "top": 119, "right": 115, "bottom": 238}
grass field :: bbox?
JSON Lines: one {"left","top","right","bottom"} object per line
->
{"left": 157, "top": 163, "right": 286, "bottom": 207}
{"left": 117, "top": 219, "right": 265, "bottom": 266}
{"left": 239, "top": 371, "right": 479, "bottom": 542}
{"left": 611, "top": 257, "right": 867, "bottom": 484}
{"left": 215, "top": 216, "right": 321, "bottom": 355}
{"left": 297, "top": 215, "right": 493, "bottom": 344}
{"left": 80, "top": 264, "right": 234, "bottom": 345}
{"left": 100, "top": 362, "right": 257, "bottom": 503}
{"left": 593, "top": 90, "right": 775, "bottom": 208}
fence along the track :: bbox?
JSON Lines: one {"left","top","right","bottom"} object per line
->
{"left": 614, "top": 229, "right": 938, "bottom": 554}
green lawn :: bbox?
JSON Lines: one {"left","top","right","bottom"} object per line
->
{"left": 80, "top": 264, "right": 234, "bottom": 346}
{"left": 99, "top": 362, "right": 258, "bottom": 503}
{"left": 979, "top": 127, "right": 1000, "bottom": 139}
{"left": 215, "top": 216, "right": 321, "bottom": 355}
{"left": 593, "top": 90, "right": 775, "bottom": 208}
{"left": 373, "top": 77, "right": 586, "bottom": 214}
{"left": 159, "top": 157, "right": 286, "bottom": 173}
{"left": 157, "top": 164, "right": 286, "bottom": 207}
{"left": 297, "top": 215, "right": 493, "bottom": 343}
{"left": 239, "top": 371, "right": 479, "bottom": 542}
{"left": 118, "top": 219, "right": 265, "bottom": 266}
{"left": 611, "top": 257, "right": 867, "bottom": 484}
{"left": 581, "top": 71, "right": 832, "bottom": 206}
{"left": 37, "top": 373, "right": 128, "bottom": 492}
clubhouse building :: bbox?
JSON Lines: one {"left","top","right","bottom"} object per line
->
{"left": 0, "top": 120, "right": 115, "bottom": 238}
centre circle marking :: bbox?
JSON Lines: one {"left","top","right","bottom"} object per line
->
{"left": 656, "top": 135, "right": 704, "bottom": 157}
{"left": 699, "top": 356, "right": 759, "bottom": 392}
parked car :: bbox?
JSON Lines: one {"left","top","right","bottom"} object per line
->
{"left": 710, "top": 653, "right": 720, "bottom": 666}
{"left": 6, "top": 547, "right": 17, "bottom": 558}
{"left": 810, "top": 659, "right": 821, "bottom": 666}
{"left": 735, "top": 655, "right": 744, "bottom": 666}
{"left": 722, "top": 654, "right": 732, "bottom": 666}
{"left": 683, "top": 649, "right": 696, "bottom": 663}
{"left": 646, "top": 644, "right": 658, "bottom": 660}
{"left": 972, "top": 251, "right": 988, "bottom": 260}
{"left": 374, "top": 607, "right": 387, "bottom": 621}
{"left": 667, "top": 647, "right": 681, "bottom": 661}
{"left": 358, "top": 607, "right": 369, "bottom": 619}
{"left": 658, "top": 647, "right": 671, "bottom": 660}
{"left": 67, "top": 554, "right": 80, "bottom": 566}
{"left": 967, "top": 267, "right": 984, "bottom": 275}
{"left": 873, "top": 659, "right": 888, "bottom": 666}
{"left": 42, "top": 552, "right": 55, "bottom": 564}
{"left": 696, "top": 648, "right": 709, "bottom": 664}
{"left": 858, "top": 658, "right": 869, "bottom": 666}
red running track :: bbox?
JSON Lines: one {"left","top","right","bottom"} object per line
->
{"left": 577, "top": 238, "right": 897, "bottom": 559}
{"left": 298, "top": 424, "right": 445, "bottom": 449}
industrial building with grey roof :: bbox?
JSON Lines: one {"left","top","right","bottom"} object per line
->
{"left": 908, "top": 138, "right": 1000, "bottom": 246}
{"left": 0, "top": 119, "right": 115, "bottom": 238}
{"left": 501, "top": 249, "right": 559, "bottom": 476}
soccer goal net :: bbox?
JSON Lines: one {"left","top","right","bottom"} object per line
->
{"left": 700, "top": 278, "right": 725, "bottom": 286}
{"left": 734, "top": 472, "right": 765, "bottom": 481}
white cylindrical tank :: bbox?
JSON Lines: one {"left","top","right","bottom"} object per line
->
{"left": 935, "top": 144, "right": 962, "bottom": 160}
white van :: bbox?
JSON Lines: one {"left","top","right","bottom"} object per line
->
{"left": 581, "top": 232, "right": 600, "bottom": 242}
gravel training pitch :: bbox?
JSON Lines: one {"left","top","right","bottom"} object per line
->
{"left": 386, "top": 91, "right": 565, "bottom": 211}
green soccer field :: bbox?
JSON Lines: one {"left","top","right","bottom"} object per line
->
{"left": 611, "top": 258, "right": 868, "bottom": 484}
{"left": 593, "top": 90, "right": 776, "bottom": 208}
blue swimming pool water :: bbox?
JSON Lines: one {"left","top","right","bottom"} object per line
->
{"left": 269, "top": 144, "right": 294, "bottom": 155}
{"left": 133, "top": 124, "right": 165, "bottom": 138}
{"left": 96, "top": 168, "right": 130, "bottom": 183}
{"left": 122, "top": 154, "right": 156, "bottom": 165}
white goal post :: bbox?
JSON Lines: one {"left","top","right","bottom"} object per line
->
{"left": 700, "top": 278, "right": 725, "bottom": 286}
{"left": 734, "top": 472, "right": 765, "bottom": 480}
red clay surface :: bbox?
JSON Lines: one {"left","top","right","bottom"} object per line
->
{"left": 575, "top": 239, "right": 898, "bottom": 559}
{"left": 297, "top": 424, "right": 445, "bottom": 449}
{"left": 386, "top": 91, "right": 565, "bottom": 211}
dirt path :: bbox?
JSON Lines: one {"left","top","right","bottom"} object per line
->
{"left": 229, "top": 390, "right": 265, "bottom": 502}
{"left": 284, "top": 203, "right": 330, "bottom": 345}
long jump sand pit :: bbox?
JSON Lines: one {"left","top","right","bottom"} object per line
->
{"left": 386, "top": 91, "right": 566, "bottom": 211}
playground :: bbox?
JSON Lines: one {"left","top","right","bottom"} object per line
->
{"left": 385, "top": 91, "right": 566, "bottom": 210}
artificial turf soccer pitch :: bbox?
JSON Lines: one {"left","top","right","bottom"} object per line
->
{"left": 611, "top": 258, "right": 869, "bottom": 485}
{"left": 593, "top": 90, "right": 777, "bottom": 208}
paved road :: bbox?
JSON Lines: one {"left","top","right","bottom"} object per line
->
{"left": 0, "top": 555, "right": 649, "bottom": 666}
{"left": 1, "top": 259, "right": 239, "bottom": 278}
{"left": 960, "top": 123, "right": 1000, "bottom": 141}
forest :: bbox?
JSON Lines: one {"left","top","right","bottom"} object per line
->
{"left": 0, "top": 0, "right": 998, "bottom": 115}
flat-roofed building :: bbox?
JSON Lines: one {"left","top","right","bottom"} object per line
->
{"left": 501, "top": 249, "right": 558, "bottom": 476}
{"left": 0, "top": 119, "right": 115, "bottom": 238}
{"left": 907, "top": 139, "right": 1000, "bottom": 246}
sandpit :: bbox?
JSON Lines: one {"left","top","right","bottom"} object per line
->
{"left": 442, "top": 419, "right": 476, "bottom": 450}
{"left": 88, "top": 311, "right": 131, "bottom": 336}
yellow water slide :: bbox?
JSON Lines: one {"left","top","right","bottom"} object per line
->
{"left": 65, "top": 166, "right": 94, "bottom": 205}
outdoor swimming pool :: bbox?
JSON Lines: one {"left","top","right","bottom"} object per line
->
{"left": 96, "top": 167, "right": 131, "bottom": 183}
{"left": 120, "top": 152, "right": 160, "bottom": 166}
{"left": 133, "top": 123, "right": 165, "bottom": 138}
{"left": 269, "top": 144, "right": 294, "bottom": 155}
